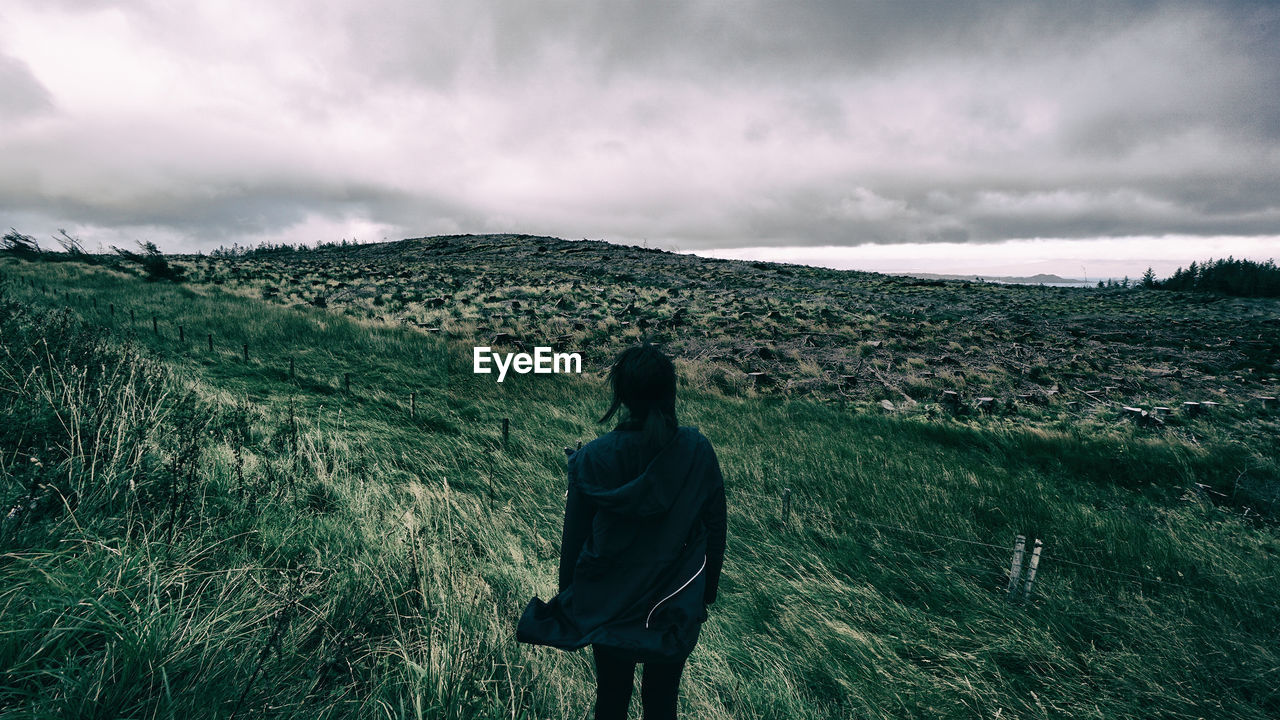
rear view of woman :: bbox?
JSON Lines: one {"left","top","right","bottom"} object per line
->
{"left": 517, "top": 342, "right": 727, "bottom": 720}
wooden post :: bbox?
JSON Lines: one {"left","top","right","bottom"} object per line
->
{"left": 344, "top": 372, "right": 350, "bottom": 394}
{"left": 1022, "top": 539, "right": 1043, "bottom": 601}
{"left": 152, "top": 316, "right": 158, "bottom": 334}
{"left": 410, "top": 392, "right": 416, "bottom": 418}
{"left": 502, "top": 418, "right": 510, "bottom": 449}
{"left": 487, "top": 450, "right": 495, "bottom": 509}
{"left": 130, "top": 308, "right": 135, "bottom": 322}
{"left": 178, "top": 325, "right": 185, "bottom": 342}
{"left": 289, "top": 358, "right": 295, "bottom": 378}
{"left": 242, "top": 343, "right": 249, "bottom": 363}
{"left": 782, "top": 488, "right": 792, "bottom": 524}
{"left": 1006, "top": 535, "right": 1026, "bottom": 599}
{"left": 207, "top": 333, "right": 213, "bottom": 352}
{"left": 110, "top": 303, "right": 114, "bottom": 316}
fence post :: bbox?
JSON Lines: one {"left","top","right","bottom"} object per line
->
{"left": 130, "top": 308, "right": 135, "bottom": 322}
{"left": 344, "top": 372, "right": 350, "bottom": 394}
{"left": 243, "top": 343, "right": 249, "bottom": 363}
{"left": 782, "top": 488, "right": 792, "bottom": 524}
{"left": 289, "top": 357, "right": 295, "bottom": 378}
{"left": 1006, "top": 535, "right": 1026, "bottom": 600}
{"left": 487, "top": 449, "right": 495, "bottom": 509}
{"left": 110, "top": 303, "right": 115, "bottom": 317}
{"left": 208, "top": 333, "right": 213, "bottom": 352}
{"left": 1021, "top": 539, "right": 1043, "bottom": 602}
{"left": 152, "top": 316, "right": 158, "bottom": 334}
{"left": 502, "top": 418, "right": 510, "bottom": 450}
{"left": 410, "top": 392, "right": 416, "bottom": 418}
{"left": 179, "top": 325, "right": 185, "bottom": 342}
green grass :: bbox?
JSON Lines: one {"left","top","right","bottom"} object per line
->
{"left": 2, "top": 255, "right": 1278, "bottom": 719}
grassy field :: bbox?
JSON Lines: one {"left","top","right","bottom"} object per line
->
{"left": 2, "top": 242, "right": 1278, "bottom": 719}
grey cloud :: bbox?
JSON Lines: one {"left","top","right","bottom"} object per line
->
{"left": 0, "top": 179, "right": 479, "bottom": 244}
{"left": 2, "top": 1, "right": 1279, "bottom": 253}
{"left": 0, "top": 54, "right": 54, "bottom": 123}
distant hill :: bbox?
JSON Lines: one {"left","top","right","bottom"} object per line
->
{"left": 899, "top": 271, "right": 1089, "bottom": 285}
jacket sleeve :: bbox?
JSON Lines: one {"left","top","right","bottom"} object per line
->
{"left": 557, "top": 460, "right": 595, "bottom": 593}
{"left": 701, "top": 447, "right": 727, "bottom": 605}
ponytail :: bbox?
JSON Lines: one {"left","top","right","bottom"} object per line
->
{"left": 640, "top": 402, "right": 678, "bottom": 454}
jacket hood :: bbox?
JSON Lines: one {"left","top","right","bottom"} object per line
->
{"left": 573, "top": 427, "right": 702, "bottom": 517}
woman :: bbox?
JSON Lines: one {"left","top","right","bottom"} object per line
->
{"left": 517, "top": 342, "right": 727, "bottom": 720}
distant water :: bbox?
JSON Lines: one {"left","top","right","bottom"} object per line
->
{"left": 982, "top": 279, "right": 1097, "bottom": 288}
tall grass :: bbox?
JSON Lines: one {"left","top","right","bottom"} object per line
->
{"left": 1, "top": 257, "right": 1277, "bottom": 719}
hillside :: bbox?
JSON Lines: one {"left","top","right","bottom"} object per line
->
{"left": 2, "top": 236, "right": 1278, "bottom": 719}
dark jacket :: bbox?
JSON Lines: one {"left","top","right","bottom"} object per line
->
{"left": 516, "top": 425, "right": 727, "bottom": 663}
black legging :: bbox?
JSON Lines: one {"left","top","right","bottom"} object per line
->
{"left": 592, "top": 644, "right": 687, "bottom": 720}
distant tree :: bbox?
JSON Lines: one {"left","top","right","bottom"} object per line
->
{"left": 1141, "top": 267, "right": 1156, "bottom": 288}
{"left": 48, "top": 229, "right": 99, "bottom": 264}
{"left": 2, "top": 228, "right": 41, "bottom": 258}
{"left": 1120, "top": 276, "right": 1130, "bottom": 289}
{"left": 112, "top": 241, "right": 185, "bottom": 282}
{"left": 53, "top": 229, "right": 85, "bottom": 255}
{"left": 1155, "top": 257, "right": 1279, "bottom": 297}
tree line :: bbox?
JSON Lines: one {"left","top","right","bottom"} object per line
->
{"left": 1146, "top": 257, "right": 1280, "bottom": 298}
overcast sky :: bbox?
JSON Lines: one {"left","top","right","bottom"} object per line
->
{"left": 2, "top": 1, "right": 1277, "bottom": 277}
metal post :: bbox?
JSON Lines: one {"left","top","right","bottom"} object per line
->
{"left": 1006, "top": 535, "right": 1026, "bottom": 599}
{"left": 1022, "top": 539, "right": 1043, "bottom": 601}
